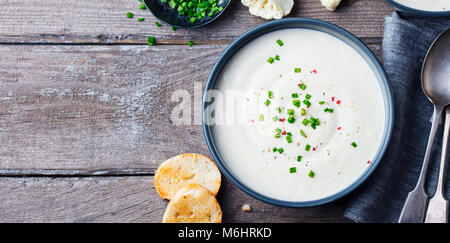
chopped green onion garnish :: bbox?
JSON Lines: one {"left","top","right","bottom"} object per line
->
{"left": 305, "top": 144, "right": 311, "bottom": 151}
{"left": 309, "top": 117, "right": 320, "bottom": 130}
{"left": 267, "top": 57, "right": 275, "bottom": 64}
{"left": 293, "top": 100, "right": 301, "bottom": 108}
{"left": 259, "top": 114, "right": 264, "bottom": 121}
{"left": 290, "top": 167, "right": 296, "bottom": 173}
{"left": 139, "top": 3, "right": 147, "bottom": 10}
{"left": 301, "top": 108, "right": 306, "bottom": 116}
{"left": 276, "top": 107, "right": 282, "bottom": 113}
{"left": 268, "top": 90, "right": 274, "bottom": 98}
{"left": 275, "top": 133, "right": 281, "bottom": 138}
{"left": 161, "top": 0, "right": 224, "bottom": 22}
{"left": 324, "top": 108, "right": 334, "bottom": 113}
{"left": 351, "top": 142, "right": 358, "bottom": 148}
{"left": 148, "top": 36, "right": 155, "bottom": 46}
{"left": 188, "top": 41, "right": 194, "bottom": 47}
{"left": 287, "top": 116, "right": 295, "bottom": 124}
{"left": 287, "top": 109, "right": 294, "bottom": 115}
{"left": 272, "top": 116, "right": 278, "bottom": 122}
{"left": 310, "top": 117, "right": 320, "bottom": 125}
{"left": 309, "top": 170, "right": 315, "bottom": 178}
{"left": 127, "top": 12, "right": 134, "bottom": 18}
{"left": 319, "top": 101, "right": 325, "bottom": 105}
{"left": 300, "top": 129, "right": 306, "bottom": 137}
{"left": 292, "top": 93, "right": 298, "bottom": 98}
{"left": 303, "top": 100, "right": 311, "bottom": 107}
{"left": 278, "top": 148, "right": 284, "bottom": 154}
{"left": 273, "top": 147, "right": 277, "bottom": 152}
{"left": 305, "top": 94, "right": 311, "bottom": 100}
{"left": 171, "top": 26, "right": 177, "bottom": 31}
{"left": 274, "top": 55, "right": 280, "bottom": 61}
{"left": 294, "top": 68, "right": 301, "bottom": 73}
{"left": 264, "top": 99, "right": 271, "bottom": 106}
{"left": 137, "top": 18, "right": 145, "bottom": 21}
{"left": 297, "top": 156, "right": 302, "bottom": 162}
{"left": 302, "top": 119, "right": 309, "bottom": 126}
{"left": 155, "top": 21, "right": 162, "bottom": 27}
{"left": 277, "top": 39, "right": 284, "bottom": 46}
{"left": 299, "top": 83, "right": 307, "bottom": 90}
{"left": 275, "top": 128, "right": 282, "bottom": 134}
{"left": 286, "top": 135, "right": 292, "bottom": 143}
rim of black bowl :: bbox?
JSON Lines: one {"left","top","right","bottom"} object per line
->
{"left": 143, "top": 0, "right": 231, "bottom": 28}
{"left": 202, "top": 18, "right": 395, "bottom": 208}
{"left": 385, "top": 0, "right": 450, "bottom": 17}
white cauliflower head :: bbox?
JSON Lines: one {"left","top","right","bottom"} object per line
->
{"left": 241, "top": 0, "right": 294, "bottom": 20}
{"left": 320, "top": 0, "right": 342, "bottom": 11}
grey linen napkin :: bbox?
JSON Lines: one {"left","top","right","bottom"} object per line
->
{"left": 344, "top": 12, "right": 450, "bottom": 223}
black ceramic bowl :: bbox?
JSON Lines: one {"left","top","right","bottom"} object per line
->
{"left": 203, "top": 18, "right": 394, "bottom": 207}
{"left": 385, "top": 0, "right": 450, "bottom": 17}
{"left": 143, "top": 0, "right": 231, "bottom": 28}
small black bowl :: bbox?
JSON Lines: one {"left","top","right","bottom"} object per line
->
{"left": 384, "top": 0, "right": 450, "bottom": 17}
{"left": 143, "top": 0, "right": 231, "bottom": 28}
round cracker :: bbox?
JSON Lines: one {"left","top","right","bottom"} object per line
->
{"left": 154, "top": 153, "right": 221, "bottom": 200}
{"left": 162, "top": 183, "right": 222, "bottom": 223}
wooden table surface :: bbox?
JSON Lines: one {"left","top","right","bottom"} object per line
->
{"left": 0, "top": 0, "right": 394, "bottom": 223}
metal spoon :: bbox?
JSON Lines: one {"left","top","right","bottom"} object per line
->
{"left": 398, "top": 29, "right": 450, "bottom": 223}
{"left": 425, "top": 107, "right": 449, "bottom": 223}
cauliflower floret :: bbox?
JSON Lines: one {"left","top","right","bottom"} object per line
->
{"left": 241, "top": 0, "right": 294, "bottom": 20}
{"left": 320, "top": 0, "right": 342, "bottom": 11}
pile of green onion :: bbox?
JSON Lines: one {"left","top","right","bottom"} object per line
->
{"left": 160, "top": 0, "right": 224, "bottom": 23}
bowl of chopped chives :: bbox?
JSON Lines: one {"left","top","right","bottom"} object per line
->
{"left": 143, "top": 0, "right": 230, "bottom": 28}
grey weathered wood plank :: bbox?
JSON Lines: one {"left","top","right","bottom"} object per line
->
{"left": 0, "top": 176, "right": 165, "bottom": 223}
{"left": 0, "top": 44, "right": 381, "bottom": 174}
{"left": 0, "top": 44, "right": 218, "bottom": 174}
{"left": 0, "top": 0, "right": 392, "bottom": 44}
{"left": 0, "top": 176, "right": 350, "bottom": 222}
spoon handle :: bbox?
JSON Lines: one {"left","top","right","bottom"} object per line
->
{"left": 425, "top": 107, "right": 450, "bottom": 223}
{"left": 399, "top": 106, "right": 443, "bottom": 223}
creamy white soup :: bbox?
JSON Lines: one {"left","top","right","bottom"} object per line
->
{"left": 210, "top": 29, "right": 386, "bottom": 202}
{"left": 394, "top": 0, "right": 450, "bottom": 11}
